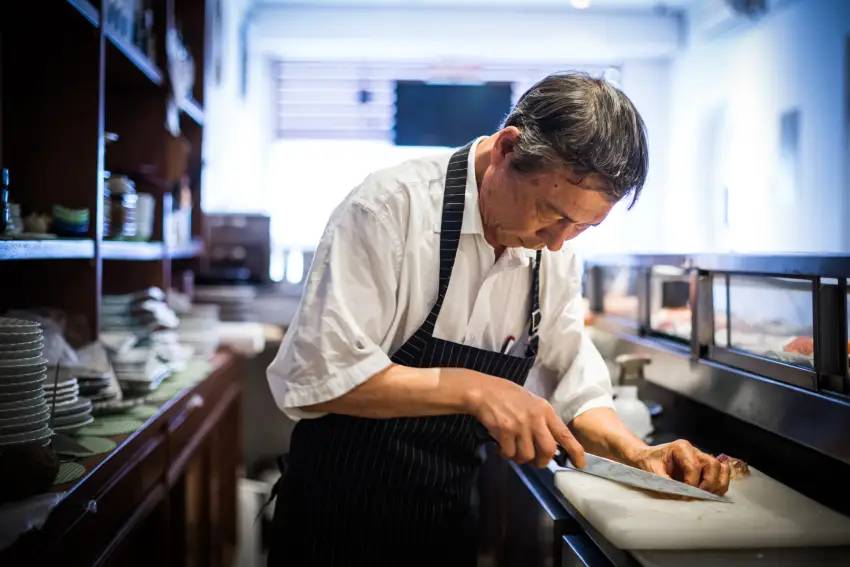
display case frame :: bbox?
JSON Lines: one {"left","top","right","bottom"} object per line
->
{"left": 585, "top": 253, "right": 850, "bottom": 399}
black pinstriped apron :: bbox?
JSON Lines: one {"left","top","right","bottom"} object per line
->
{"left": 268, "top": 143, "right": 543, "bottom": 567}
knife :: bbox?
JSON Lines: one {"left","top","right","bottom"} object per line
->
{"left": 552, "top": 449, "right": 732, "bottom": 503}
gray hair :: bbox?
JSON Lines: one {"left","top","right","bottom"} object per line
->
{"left": 502, "top": 72, "right": 648, "bottom": 208}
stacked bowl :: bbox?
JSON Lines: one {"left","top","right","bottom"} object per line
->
{"left": 0, "top": 318, "right": 52, "bottom": 448}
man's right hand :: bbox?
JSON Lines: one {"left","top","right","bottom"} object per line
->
{"left": 465, "top": 373, "right": 585, "bottom": 468}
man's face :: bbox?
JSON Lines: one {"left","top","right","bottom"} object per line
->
{"left": 479, "top": 156, "right": 615, "bottom": 252}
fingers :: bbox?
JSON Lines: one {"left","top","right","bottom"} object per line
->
{"left": 546, "top": 411, "right": 585, "bottom": 468}
{"left": 717, "top": 461, "right": 731, "bottom": 495}
{"left": 670, "top": 441, "right": 701, "bottom": 486}
{"left": 498, "top": 432, "right": 517, "bottom": 461}
{"left": 514, "top": 425, "right": 536, "bottom": 465}
{"left": 697, "top": 454, "right": 731, "bottom": 495}
{"left": 531, "top": 416, "right": 557, "bottom": 468}
{"left": 698, "top": 454, "right": 722, "bottom": 493}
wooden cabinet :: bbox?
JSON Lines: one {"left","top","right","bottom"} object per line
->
{"left": 0, "top": 0, "right": 209, "bottom": 340}
{"left": 0, "top": 352, "right": 243, "bottom": 567}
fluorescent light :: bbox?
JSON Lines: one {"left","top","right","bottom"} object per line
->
{"left": 571, "top": 0, "right": 591, "bottom": 8}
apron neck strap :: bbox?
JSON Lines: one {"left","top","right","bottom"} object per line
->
{"left": 428, "top": 143, "right": 472, "bottom": 321}
{"left": 426, "top": 142, "right": 543, "bottom": 358}
{"left": 526, "top": 250, "right": 543, "bottom": 358}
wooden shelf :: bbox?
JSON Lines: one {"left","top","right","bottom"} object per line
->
{"left": 169, "top": 239, "right": 204, "bottom": 259}
{"left": 102, "top": 240, "right": 166, "bottom": 260}
{"left": 179, "top": 97, "right": 205, "bottom": 126}
{"left": 105, "top": 27, "right": 164, "bottom": 87}
{"left": 67, "top": 0, "right": 98, "bottom": 26}
{"left": 0, "top": 239, "right": 95, "bottom": 261}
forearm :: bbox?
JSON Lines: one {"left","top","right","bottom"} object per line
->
{"left": 569, "top": 407, "right": 648, "bottom": 464}
{"left": 303, "top": 363, "right": 484, "bottom": 418}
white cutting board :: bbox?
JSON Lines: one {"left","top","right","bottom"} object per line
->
{"left": 554, "top": 465, "right": 850, "bottom": 550}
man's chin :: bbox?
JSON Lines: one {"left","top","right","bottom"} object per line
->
{"left": 516, "top": 236, "right": 545, "bottom": 250}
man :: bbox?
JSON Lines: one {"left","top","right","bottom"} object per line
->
{"left": 266, "top": 72, "right": 730, "bottom": 566}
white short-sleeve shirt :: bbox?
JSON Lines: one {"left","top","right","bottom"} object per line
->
{"left": 267, "top": 138, "right": 614, "bottom": 423}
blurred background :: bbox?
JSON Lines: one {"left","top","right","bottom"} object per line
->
{"left": 202, "top": 0, "right": 850, "bottom": 288}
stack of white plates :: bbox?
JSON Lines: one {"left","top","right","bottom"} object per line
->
{"left": 101, "top": 288, "right": 179, "bottom": 334}
{"left": 0, "top": 318, "right": 52, "bottom": 447}
{"left": 111, "top": 348, "right": 170, "bottom": 394}
{"left": 177, "top": 304, "right": 220, "bottom": 359}
{"left": 194, "top": 285, "right": 257, "bottom": 322}
{"left": 42, "top": 368, "right": 94, "bottom": 433}
{"left": 77, "top": 373, "right": 113, "bottom": 398}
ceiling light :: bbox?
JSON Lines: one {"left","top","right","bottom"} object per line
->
{"left": 571, "top": 0, "right": 591, "bottom": 9}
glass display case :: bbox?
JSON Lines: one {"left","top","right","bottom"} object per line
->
{"left": 648, "top": 265, "right": 691, "bottom": 342}
{"left": 714, "top": 275, "right": 814, "bottom": 368}
{"left": 584, "top": 254, "right": 850, "bottom": 397}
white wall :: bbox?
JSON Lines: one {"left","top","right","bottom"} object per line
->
{"left": 662, "top": 0, "right": 850, "bottom": 253}
{"left": 202, "top": 0, "right": 273, "bottom": 214}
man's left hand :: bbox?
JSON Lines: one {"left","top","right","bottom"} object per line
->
{"left": 628, "top": 439, "right": 731, "bottom": 496}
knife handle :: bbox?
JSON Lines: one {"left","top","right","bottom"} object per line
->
{"left": 554, "top": 446, "right": 571, "bottom": 468}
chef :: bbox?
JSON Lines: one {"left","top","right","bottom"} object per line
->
{"left": 266, "top": 72, "right": 731, "bottom": 566}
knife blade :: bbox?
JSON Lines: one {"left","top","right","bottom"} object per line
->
{"left": 553, "top": 450, "right": 732, "bottom": 503}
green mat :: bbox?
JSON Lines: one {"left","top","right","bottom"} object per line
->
{"left": 126, "top": 404, "right": 159, "bottom": 420}
{"left": 169, "top": 360, "right": 213, "bottom": 386}
{"left": 55, "top": 435, "right": 117, "bottom": 457}
{"left": 75, "top": 436, "right": 117, "bottom": 456}
{"left": 146, "top": 360, "right": 213, "bottom": 404}
{"left": 74, "top": 417, "right": 144, "bottom": 437}
{"left": 53, "top": 461, "right": 86, "bottom": 485}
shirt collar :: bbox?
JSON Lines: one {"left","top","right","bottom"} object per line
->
{"left": 459, "top": 137, "right": 535, "bottom": 260}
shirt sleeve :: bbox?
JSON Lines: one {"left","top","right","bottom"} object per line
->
{"left": 535, "top": 249, "right": 615, "bottom": 423}
{"left": 266, "top": 189, "right": 402, "bottom": 421}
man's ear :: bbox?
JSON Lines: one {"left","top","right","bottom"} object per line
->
{"left": 491, "top": 126, "right": 521, "bottom": 168}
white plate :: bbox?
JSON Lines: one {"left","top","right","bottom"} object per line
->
{"left": 54, "top": 397, "right": 92, "bottom": 417}
{"left": 0, "top": 376, "right": 46, "bottom": 393}
{"left": 0, "top": 355, "right": 47, "bottom": 367}
{"left": 0, "top": 389, "right": 45, "bottom": 405}
{"left": 0, "top": 402, "right": 48, "bottom": 421}
{"left": 53, "top": 415, "right": 94, "bottom": 432}
{"left": 0, "top": 360, "right": 48, "bottom": 376}
{"left": 0, "top": 424, "right": 53, "bottom": 446}
{"left": 0, "top": 346, "right": 43, "bottom": 360}
{"left": 0, "top": 337, "right": 45, "bottom": 352}
{"left": 44, "top": 383, "right": 79, "bottom": 396}
{"left": 0, "top": 403, "right": 49, "bottom": 424}
{"left": 88, "top": 390, "right": 118, "bottom": 402}
{"left": 0, "top": 317, "right": 41, "bottom": 331}
{"left": 0, "top": 413, "right": 50, "bottom": 434}
{"left": 45, "top": 393, "right": 79, "bottom": 406}
{"left": 0, "top": 370, "right": 47, "bottom": 385}
{"left": 52, "top": 410, "right": 93, "bottom": 427}
{"left": 0, "top": 331, "right": 43, "bottom": 344}
{"left": 42, "top": 377, "right": 78, "bottom": 390}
